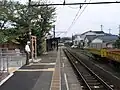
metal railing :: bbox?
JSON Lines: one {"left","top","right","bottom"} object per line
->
{"left": 0, "top": 48, "right": 26, "bottom": 74}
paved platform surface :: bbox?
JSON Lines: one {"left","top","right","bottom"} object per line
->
{"left": 0, "top": 72, "right": 9, "bottom": 82}
{"left": 0, "top": 47, "right": 83, "bottom": 90}
{"left": 0, "top": 50, "right": 57, "bottom": 90}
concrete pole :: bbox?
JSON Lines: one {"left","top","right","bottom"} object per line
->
{"left": 119, "top": 25, "right": 120, "bottom": 36}
{"left": 53, "top": 25, "right": 55, "bottom": 49}
{"left": 101, "top": 25, "right": 103, "bottom": 31}
{"left": 109, "top": 28, "right": 111, "bottom": 34}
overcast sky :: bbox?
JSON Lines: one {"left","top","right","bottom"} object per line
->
{"left": 12, "top": 0, "right": 120, "bottom": 37}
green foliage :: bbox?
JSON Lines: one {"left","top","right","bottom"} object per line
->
{"left": 0, "top": 0, "right": 56, "bottom": 55}
{"left": 0, "top": 32, "right": 8, "bottom": 43}
{"left": 113, "top": 37, "right": 120, "bottom": 48}
{"left": 60, "top": 37, "right": 72, "bottom": 42}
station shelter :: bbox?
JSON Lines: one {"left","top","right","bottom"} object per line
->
{"left": 46, "top": 37, "right": 60, "bottom": 51}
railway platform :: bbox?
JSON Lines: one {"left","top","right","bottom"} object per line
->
{"left": 0, "top": 47, "right": 82, "bottom": 90}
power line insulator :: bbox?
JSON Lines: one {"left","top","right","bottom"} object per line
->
{"left": 80, "top": 4, "right": 82, "bottom": 9}
{"left": 63, "top": 0, "right": 65, "bottom": 5}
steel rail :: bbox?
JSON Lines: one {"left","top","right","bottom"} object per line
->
{"left": 64, "top": 49, "right": 114, "bottom": 90}
{"left": 64, "top": 49, "right": 91, "bottom": 90}
{"left": 68, "top": 49, "right": 114, "bottom": 90}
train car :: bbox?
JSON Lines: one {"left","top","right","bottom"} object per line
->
{"left": 86, "top": 48, "right": 120, "bottom": 63}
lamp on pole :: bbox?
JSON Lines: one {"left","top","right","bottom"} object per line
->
{"left": 53, "top": 25, "right": 55, "bottom": 49}
{"left": 28, "top": 0, "right": 32, "bottom": 37}
{"left": 28, "top": 0, "right": 32, "bottom": 40}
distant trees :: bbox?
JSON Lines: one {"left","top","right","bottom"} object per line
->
{"left": 113, "top": 37, "right": 120, "bottom": 48}
{"left": 60, "top": 37, "right": 72, "bottom": 42}
{"left": 60, "top": 37, "right": 72, "bottom": 47}
{"left": 0, "top": 0, "right": 56, "bottom": 55}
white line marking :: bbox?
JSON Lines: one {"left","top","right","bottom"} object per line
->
{"left": 62, "top": 63, "right": 64, "bottom": 67}
{"left": 0, "top": 73, "right": 14, "bottom": 86}
{"left": 33, "top": 58, "right": 42, "bottom": 63}
{"left": 17, "top": 68, "right": 55, "bottom": 72}
{"left": 94, "top": 86, "right": 99, "bottom": 88}
{"left": 64, "top": 73, "right": 69, "bottom": 90}
{"left": 60, "top": 48, "right": 62, "bottom": 90}
{"left": 32, "top": 63, "right": 56, "bottom": 66}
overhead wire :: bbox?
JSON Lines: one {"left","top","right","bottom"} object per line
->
{"left": 31, "top": 1, "right": 120, "bottom": 6}
{"left": 56, "top": 8, "right": 81, "bottom": 36}
{"left": 59, "top": 0, "right": 92, "bottom": 37}
{"left": 75, "top": 0, "right": 92, "bottom": 24}
{"left": 66, "top": 8, "right": 81, "bottom": 31}
{"left": 56, "top": 0, "right": 80, "bottom": 36}
{"left": 57, "top": 1, "right": 87, "bottom": 36}
{"left": 57, "top": 0, "right": 79, "bottom": 9}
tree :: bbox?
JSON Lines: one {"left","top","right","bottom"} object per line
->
{"left": 113, "top": 37, "right": 120, "bottom": 48}
{"left": 0, "top": 0, "right": 56, "bottom": 55}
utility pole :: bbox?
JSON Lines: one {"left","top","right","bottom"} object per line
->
{"left": 108, "top": 28, "right": 111, "bottom": 34}
{"left": 100, "top": 25, "right": 103, "bottom": 31}
{"left": 53, "top": 25, "right": 55, "bottom": 49}
{"left": 119, "top": 25, "right": 120, "bottom": 36}
{"left": 28, "top": 0, "right": 32, "bottom": 55}
{"left": 53, "top": 25, "right": 55, "bottom": 39}
{"left": 28, "top": 0, "right": 31, "bottom": 36}
{"left": 72, "top": 33, "right": 74, "bottom": 45}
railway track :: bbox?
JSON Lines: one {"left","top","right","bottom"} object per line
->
{"left": 63, "top": 48, "right": 118, "bottom": 90}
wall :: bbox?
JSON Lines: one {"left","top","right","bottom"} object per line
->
{"left": 106, "top": 43, "right": 113, "bottom": 48}
{"left": 91, "top": 38, "right": 103, "bottom": 43}
{"left": 84, "top": 38, "right": 89, "bottom": 47}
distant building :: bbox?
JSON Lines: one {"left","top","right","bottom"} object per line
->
{"left": 72, "top": 30, "right": 118, "bottom": 49}
{"left": 0, "top": 41, "right": 22, "bottom": 55}
{"left": 73, "top": 34, "right": 82, "bottom": 45}
{"left": 90, "top": 35, "right": 118, "bottom": 49}
{"left": 84, "top": 35, "right": 96, "bottom": 48}
{"left": 81, "top": 30, "right": 105, "bottom": 39}
{"left": 0, "top": 40, "right": 20, "bottom": 49}
{"left": 73, "top": 30, "right": 105, "bottom": 48}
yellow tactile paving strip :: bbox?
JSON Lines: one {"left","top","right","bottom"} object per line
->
{"left": 50, "top": 50, "right": 61, "bottom": 90}
{"left": 8, "top": 67, "right": 19, "bottom": 73}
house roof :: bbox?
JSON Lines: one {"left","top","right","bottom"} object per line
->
{"left": 73, "top": 34, "right": 81, "bottom": 40}
{"left": 85, "top": 35, "right": 97, "bottom": 41}
{"left": 81, "top": 30, "right": 105, "bottom": 35}
{"left": 95, "top": 35, "right": 118, "bottom": 43}
{"left": 92, "top": 31, "right": 104, "bottom": 34}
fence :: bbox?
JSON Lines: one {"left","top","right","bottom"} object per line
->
{"left": 0, "top": 48, "right": 26, "bottom": 75}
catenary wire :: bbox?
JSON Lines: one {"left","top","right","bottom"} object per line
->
{"left": 59, "top": 0, "right": 92, "bottom": 37}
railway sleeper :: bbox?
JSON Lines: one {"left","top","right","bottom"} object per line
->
{"left": 87, "top": 82, "right": 101, "bottom": 86}
{"left": 64, "top": 49, "right": 116, "bottom": 90}
{"left": 90, "top": 86, "right": 106, "bottom": 90}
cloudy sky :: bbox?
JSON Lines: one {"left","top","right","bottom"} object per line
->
{"left": 12, "top": 0, "right": 120, "bottom": 37}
